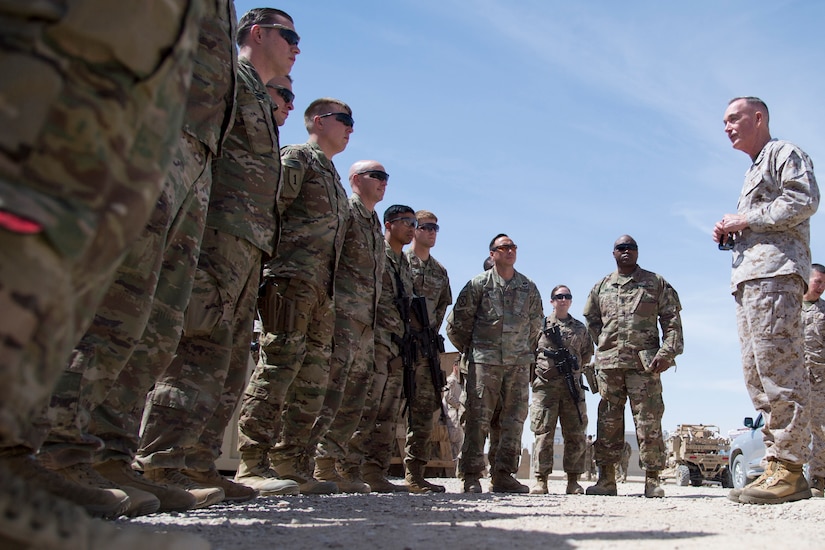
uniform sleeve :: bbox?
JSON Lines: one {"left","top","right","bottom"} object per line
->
{"left": 528, "top": 283, "right": 544, "bottom": 351}
{"left": 582, "top": 282, "right": 603, "bottom": 345}
{"left": 578, "top": 325, "right": 594, "bottom": 367}
{"left": 278, "top": 146, "right": 307, "bottom": 210}
{"left": 446, "top": 280, "right": 478, "bottom": 352}
{"left": 434, "top": 267, "right": 452, "bottom": 330}
{"left": 657, "top": 279, "right": 684, "bottom": 361}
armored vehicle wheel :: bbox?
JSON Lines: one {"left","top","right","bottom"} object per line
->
{"left": 676, "top": 465, "right": 690, "bottom": 486}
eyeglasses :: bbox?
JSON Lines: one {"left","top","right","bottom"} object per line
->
{"left": 387, "top": 217, "right": 418, "bottom": 228}
{"left": 492, "top": 244, "right": 517, "bottom": 252}
{"left": 265, "top": 84, "right": 295, "bottom": 105}
{"left": 318, "top": 112, "right": 354, "bottom": 128}
{"left": 614, "top": 243, "right": 638, "bottom": 252}
{"left": 418, "top": 223, "right": 439, "bottom": 233}
{"left": 355, "top": 170, "right": 389, "bottom": 182}
{"left": 552, "top": 293, "right": 573, "bottom": 300}
{"left": 256, "top": 24, "right": 300, "bottom": 46}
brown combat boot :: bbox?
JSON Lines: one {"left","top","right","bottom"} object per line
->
{"left": 530, "top": 475, "right": 548, "bottom": 494}
{"left": 184, "top": 466, "right": 258, "bottom": 503}
{"left": 315, "top": 457, "right": 370, "bottom": 493}
{"left": 463, "top": 473, "right": 483, "bottom": 493}
{"left": 727, "top": 460, "right": 775, "bottom": 503}
{"left": 95, "top": 459, "right": 197, "bottom": 512}
{"left": 586, "top": 464, "right": 617, "bottom": 496}
{"left": 362, "top": 463, "right": 407, "bottom": 493}
{"left": 234, "top": 449, "right": 300, "bottom": 496}
{"left": 566, "top": 473, "right": 584, "bottom": 495}
{"left": 272, "top": 457, "right": 340, "bottom": 495}
{"left": 644, "top": 470, "right": 664, "bottom": 498}
{"left": 404, "top": 460, "right": 445, "bottom": 494}
{"left": 739, "top": 459, "right": 811, "bottom": 505}
{"left": 143, "top": 468, "right": 225, "bottom": 508}
{"left": 491, "top": 471, "right": 529, "bottom": 493}
{"left": 810, "top": 475, "right": 824, "bottom": 498}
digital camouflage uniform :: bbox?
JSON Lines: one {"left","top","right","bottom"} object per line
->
{"left": 238, "top": 140, "right": 348, "bottom": 472}
{"left": 38, "top": 0, "right": 237, "bottom": 470}
{"left": 135, "top": 55, "right": 281, "bottom": 472}
{"left": 727, "top": 139, "right": 819, "bottom": 466}
{"left": 531, "top": 312, "right": 593, "bottom": 478}
{"left": 583, "top": 266, "right": 683, "bottom": 471}
{"left": 344, "top": 242, "right": 413, "bottom": 476}
{"left": 803, "top": 298, "right": 825, "bottom": 478}
{"left": 447, "top": 269, "right": 543, "bottom": 478}
{"left": 0, "top": 0, "right": 202, "bottom": 454}
{"left": 311, "top": 194, "right": 384, "bottom": 461}
{"left": 404, "top": 250, "right": 452, "bottom": 469}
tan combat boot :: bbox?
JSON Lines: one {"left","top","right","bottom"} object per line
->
{"left": 463, "top": 473, "right": 483, "bottom": 493}
{"left": 810, "top": 475, "right": 825, "bottom": 498}
{"left": 739, "top": 459, "right": 812, "bottom": 505}
{"left": 530, "top": 475, "right": 548, "bottom": 494}
{"left": 272, "top": 457, "right": 340, "bottom": 495}
{"left": 404, "top": 460, "right": 445, "bottom": 494}
{"left": 727, "top": 460, "right": 775, "bottom": 503}
{"left": 491, "top": 471, "right": 529, "bottom": 493}
{"left": 566, "top": 473, "right": 584, "bottom": 495}
{"left": 234, "top": 449, "right": 300, "bottom": 496}
{"left": 0, "top": 464, "right": 209, "bottom": 550}
{"left": 143, "top": 468, "right": 225, "bottom": 509}
{"left": 644, "top": 470, "right": 664, "bottom": 498}
{"left": 96, "top": 459, "right": 197, "bottom": 512}
{"left": 184, "top": 466, "right": 258, "bottom": 503}
{"left": 362, "top": 463, "right": 408, "bottom": 493}
{"left": 586, "top": 464, "right": 617, "bottom": 496}
{"left": 315, "top": 457, "right": 370, "bottom": 493}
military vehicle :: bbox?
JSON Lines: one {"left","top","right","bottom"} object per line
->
{"left": 661, "top": 424, "right": 733, "bottom": 487}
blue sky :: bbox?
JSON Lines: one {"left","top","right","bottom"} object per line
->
{"left": 235, "top": 1, "right": 825, "bottom": 439}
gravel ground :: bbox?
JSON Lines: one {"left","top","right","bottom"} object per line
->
{"left": 126, "top": 474, "right": 825, "bottom": 549}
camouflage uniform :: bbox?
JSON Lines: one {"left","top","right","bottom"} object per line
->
{"left": 727, "top": 139, "right": 819, "bottom": 466}
{"left": 530, "top": 312, "right": 593, "bottom": 477}
{"left": 238, "top": 140, "right": 348, "bottom": 470}
{"left": 447, "top": 269, "right": 543, "bottom": 478}
{"left": 344, "top": 243, "right": 413, "bottom": 475}
{"left": 804, "top": 298, "right": 825, "bottom": 477}
{"left": 404, "top": 251, "right": 452, "bottom": 469}
{"left": 0, "top": 0, "right": 202, "bottom": 453}
{"left": 311, "top": 194, "right": 384, "bottom": 461}
{"left": 135, "top": 55, "right": 281, "bottom": 471}
{"left": 38, "top": 0, "right": 237, "bottom": 470}
{"left": 583, "top": 266, "right": 683, "bottom": 470}
{"left": 444, "top": 371, "right": 464, "bottom": 459}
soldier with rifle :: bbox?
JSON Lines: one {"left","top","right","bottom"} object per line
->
{"left": 530, "top": 285, "right": 594, "bottom": 495}
{"left": 345, "top": 205, "right": 416, "bottom": 492}
{"left": 402, "top": 211, "right": 453, "bottom": 493}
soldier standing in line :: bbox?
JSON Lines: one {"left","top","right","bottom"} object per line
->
{"left": 447, "top": 234, "right": 544, "bottom": 493}
{"left": 583, "top": 235, "right": 683, "bottom": 498}
{"left": 309, "top": 161, "right": 387, "bottom": 493}
{"left": 529, "top": 285, "right": 593, "bottom": 495}
{"left": 134, "top": 7, "right": 301, "bottom": 501}
{"left": 804, "top": 263, "right": 825, "bottom": 497}
{"left": 235, "top": 97, "right": 352, "bottom": 495}
{"left": 714, "top": 96, "right": 819, "bottom": 505}
{"left": 403, "top": 210, "right": 453, "bottom": 493}
{"left": 343, "top": 205, "right": 418, "bottom": 492}
{"left": 0, "top": 1, "right": 207, "bottom": 547}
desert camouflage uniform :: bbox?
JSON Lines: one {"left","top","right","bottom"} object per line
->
{"left": 136, "top": 55, "right": 280, "bottom": 471}
{"left": 38, "top": 0, "right": 237, "bottom": 470}
{"left": 531, "top": 312, "right": 593, "bottom": 477}
{"left": 447, "top": 269, "right": 543, "bottom": 477}
{"left": 804, "top": 298, "right": 825, "bottom": 477}
{"left": 344, "top": 243, "right": 413, "bottom": 475}
{"left": 727, "top": 139, "right": 819, "bottom": 466}
{"left": 311, "top": 194, "right": 384, "bottom": 461}
{"left": 0, "top": 0, "right": 202, "bottom": 453}
{"left": 444, "top": 370, "right": 464, "bottom": 459}
{"left": 404, "top": 251, "right": 452, "bottom": 468}
{"left": 583, "top": 266, "right": 683, "bottom": 470}
{"left": 238, "top": 140, "right": 348, "bottom": 470}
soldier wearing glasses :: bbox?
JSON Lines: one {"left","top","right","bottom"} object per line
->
{"left": 236, "top": 97, "right": 353, "bottom": 494}
{"left": 447, "top": 234, "right": 544, "bottom": 493}
{"left": 529, "top": 285, "right": 593, "bottom": 495}
{"left": 583, "top": 235, "right": 683, "bottom": 498}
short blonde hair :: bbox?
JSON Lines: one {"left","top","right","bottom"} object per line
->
{"left": 415, "top": 210, "right": 437, "bottom": 223}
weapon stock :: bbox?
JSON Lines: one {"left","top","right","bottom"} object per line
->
{"left": 540, "top": 324, "right": 585, "bottom": 424}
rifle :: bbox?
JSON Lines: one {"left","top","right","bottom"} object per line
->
{"left": 410, "top": 296, "right": 448, "bottom": 424}
{"left": 539, "top": 323, "right": 586, "bottom": 424}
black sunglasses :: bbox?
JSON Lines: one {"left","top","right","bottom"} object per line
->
{"left": 266, "top": 84, "right": 295, "bottom": 105}
{"left": 552, "top": 293, "right": 573, "bottom": 300}
{"left": 257, "top": 24, "right": 300, "bottom": 46}
{"left": 318, "top": 112, "right": 354, "bottom": 128}
{"left": 615, "top": 243, "right": 638, "bottom": 252}
{"left": 355, "top": 170, "right": 389, "bottom": 182}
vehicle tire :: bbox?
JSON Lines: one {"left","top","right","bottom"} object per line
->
{"left": 732, "top": 454, "right": 747, "bottom": 489}
{"left": 720, "top": 467, "right": 734, "bottom": 489}
{"left": 676, "top": 464, "right": 690, "bottom": 486}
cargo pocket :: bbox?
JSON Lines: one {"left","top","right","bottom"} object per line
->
{"left": 182, "top": 268, "right": 223, "bottom": 337}
{"left": 149, "top": 381, "right": 199, "bottom": 411}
